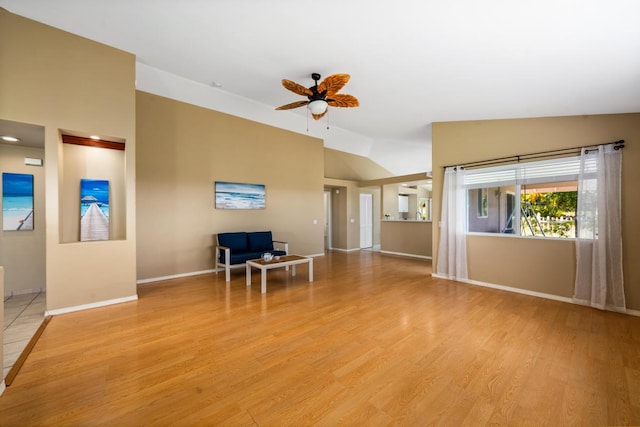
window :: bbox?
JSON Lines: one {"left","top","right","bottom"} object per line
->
{"left": 464, "top": 156, "right": 579, "bottom": 238}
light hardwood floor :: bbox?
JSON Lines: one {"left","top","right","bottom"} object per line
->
{"left": 0, "top": 250, "right": 639, "bottom": 426}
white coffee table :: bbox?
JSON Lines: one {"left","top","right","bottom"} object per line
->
{"left": 246, "top": 255, "right": 313, "bottom": 293}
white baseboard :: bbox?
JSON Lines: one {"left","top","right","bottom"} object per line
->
{"left": 380, "top": 250, "right": 432, "bottom": 260}
{"left": 330, "top": 247, "right": 361, "bottom": 253}
{"left": 138, "top": 256, "right": 326, "bottom": 285}
{"left": 4, "top": 287, "right": 45, "bottom": 298}
{"left": 431, "top": 273, "right": 640, "bottom": 317}
{"left": 45, "top": 295, "right": 138, "bottom": 316}
{"left": 0, "top": 380, "right": 5, "bottom": 396}
{"left": 137, "top": 268, "right": 216, "bottom": 284}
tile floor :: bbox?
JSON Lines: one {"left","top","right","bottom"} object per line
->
{"left": 3, "top": 292, "right": 46, "bottom": 380}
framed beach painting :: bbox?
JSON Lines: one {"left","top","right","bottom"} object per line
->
{"left": 80, "top": 179, "right": 110, "bottom": 241}
{"left": 215, "top": 181, "right": 266, "bottom": 209}
{"left": 2, "top": 172, "right": 34, "bottom": 231}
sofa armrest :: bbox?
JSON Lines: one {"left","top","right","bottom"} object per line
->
{"left": 273, "top": 240, "right": 289, "bottom": 255}
{"left": 215, "top": 245, "right": 232, "bottom": 281}
{"left": 216, "top": 245, "right": 231, "bottom": 263}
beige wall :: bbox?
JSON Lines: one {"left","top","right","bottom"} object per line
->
{"left": 329, "top": 186, "right": 348, "bottom": 250}
{"left": 381, "top": 221, "right": 432, "bottom": 257}
{"left": 0, "top": 144, "right": 46, "bottom": 293}
{"left": 0, "top": 10, "right": 137, "bottom": 311}
{"left": 432, "top": 113, "right": 640, "bottom": 310}
{"left": 135, "top": 92, "right": 325, "bottom": 280}
{"left": 324, "top": 148, "right": 393, "bottom": 181}
{"left": 382, "top": 184, "right": 400, "bottom": 219}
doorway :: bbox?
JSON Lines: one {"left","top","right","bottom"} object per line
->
{"left": 360, "top": 193, "right": 373, "bottom": 248}
{"left": 0, "top": 118, "right": 47, "bottom": 384}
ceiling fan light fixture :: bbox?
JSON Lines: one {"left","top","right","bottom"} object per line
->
{"left": 276, "top": 73, "right": 357, "bottom": 121}
{"left": 308, "top": 99, "right": 328, "bottom": 115}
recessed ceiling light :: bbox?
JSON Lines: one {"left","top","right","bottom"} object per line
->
{"left": 90, "top": 135, "right": 101, "bottom": 140}
{"left": 1, "top": 135, "right": 20, "bottom": 142}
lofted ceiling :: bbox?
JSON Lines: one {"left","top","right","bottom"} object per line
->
{"left": 2, "top": 1, "right": 640, "bottom": 175}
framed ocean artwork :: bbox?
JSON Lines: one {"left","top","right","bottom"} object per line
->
{"left": 2, "top": 172, "right": 34, "bottom": 231}
{"left": 80, "top": 178, "right": 110, "bottom": 241}
{"left": 215, "top": 181, "right": 265, "bottom": 209}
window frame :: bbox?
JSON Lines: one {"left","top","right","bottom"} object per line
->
{"left": 463, "top": 156, "right": 580, "bottom": 239}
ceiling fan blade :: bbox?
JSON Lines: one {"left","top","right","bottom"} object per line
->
{"left": 318, "top": 74, "right": 350, "bottom": 96}
{"left": 327, "top": 94, "right": 359, "bottom": 108}
{"left": 281, "top": 79, "right": 313, "bottom": 97}
{"left": 275, "top": 100, "right": 309, "bottom": 110}
{"left": 311, "top": 111, "right": 328, "bottom": 120}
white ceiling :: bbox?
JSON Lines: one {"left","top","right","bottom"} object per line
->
{"left": 2, "top": 0, "right": 640, "bottom": 175}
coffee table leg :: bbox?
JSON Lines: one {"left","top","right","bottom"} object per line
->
{"left": 309, "top": 258, "right": 313, "bottom": 282}
{"left": 246, "top": 264, "right": 251, "bottom": 287}
{"left": 292, "top": 265, "right": 297, "bottom": 277}
{"left": 261, "top": 268, "right": 267, "bottom": 293}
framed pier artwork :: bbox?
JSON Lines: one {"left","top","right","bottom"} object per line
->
{"left": 2, "top": 172, "right": 34, "bottom": 231}
{"left": 80, "top": 178, "right": 110, "bottom": 241}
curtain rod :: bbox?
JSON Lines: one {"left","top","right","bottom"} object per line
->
{"left": 443, "top": 139, "right": 624, "bottom": 170}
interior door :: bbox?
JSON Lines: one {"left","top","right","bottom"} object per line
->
{"left": 360, "top": 193, "right": 373, "bottom": 248}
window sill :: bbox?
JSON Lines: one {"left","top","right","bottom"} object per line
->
{"left": 466, "top": 232, "right": 576, "bottom": 241}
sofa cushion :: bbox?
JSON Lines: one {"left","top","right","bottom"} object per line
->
{"left": 223, "top": 251, "right": 287, "bottom": 265}
{"left": 230, "top": 252, "right": 261, "bottom": 264}
{"left": 218, "top": 232, "right": 248, "bottom": 253}
{"left": 248, "top": 231, "right": 274, "bottom": 252}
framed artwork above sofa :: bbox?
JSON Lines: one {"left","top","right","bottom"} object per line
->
{"left": 214, "top": 181, "right": 265, "bottom": 209}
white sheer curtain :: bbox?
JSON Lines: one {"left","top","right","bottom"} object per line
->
{"left": 573, "top": 145, "right": 625, "bottom": 312}
{"left": 436, "top": 167, "right": 468, "bottom": 280}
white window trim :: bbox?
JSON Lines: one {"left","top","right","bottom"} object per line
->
{"left": 464, "top": 156, "right": 580, "bottom": 239}
{"left": 464, "top": 156, "right": 581, "bottom": 189}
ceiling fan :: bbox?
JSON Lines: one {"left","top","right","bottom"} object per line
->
{"left": 275, "top": 73, "right": 359, "bottom": 120}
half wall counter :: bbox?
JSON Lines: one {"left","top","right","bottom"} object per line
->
{"left": 380, "top": 220, "right": 432, "bottom": 259}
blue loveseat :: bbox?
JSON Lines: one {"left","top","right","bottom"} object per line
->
{"left": 215, "top": 231, "right": 288, "bottom": 281}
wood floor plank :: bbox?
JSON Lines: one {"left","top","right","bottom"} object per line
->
{"left": 1, "top": 250, "right": 640, "bottom": 425}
